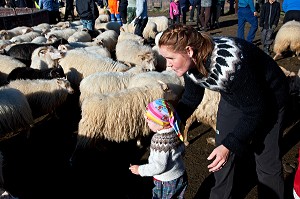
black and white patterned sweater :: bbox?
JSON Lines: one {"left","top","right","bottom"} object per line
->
{"left": 176, "top": 37, "right": 289, "bottom": 155}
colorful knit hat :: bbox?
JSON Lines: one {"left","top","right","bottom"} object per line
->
{"left": 145, "top": 98, "right": 183, "bottom": 142}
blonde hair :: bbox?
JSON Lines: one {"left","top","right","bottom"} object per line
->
{"left": 158, "top": 24, "right": 214, "bottom": 77}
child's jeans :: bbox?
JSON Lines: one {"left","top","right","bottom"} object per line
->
{"left": 152, "top": 172, "right": 188, "bottom": 199}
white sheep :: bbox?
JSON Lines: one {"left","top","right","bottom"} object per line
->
{"left": 273, "top": 20, "right": 300, "bottom": 60}
{"left": 79, "top": 66, "right": 146, "bottom": 103}
{"left": 96, "top": 14, "right": 110, "bottom": 23}
{"left": 118, "top": 29, "right": 144, "bottom": 45}
{"left": 0, "top": 40, "right": 13, "bottom": 52}
{"left": 0, "top": 54, "right": 26, "bottom": 86}
{"left": 93, "top": 30, "right": 118, "bottom": 53}
{"left": 95, "top": 22, "right": 121, "bottom": 35}
{"left": 152, "top": 45, "right": 167, "bottom": 72}
{"left": 77, "top": 80, "right": 181, "bottom": 147}
{"left": 0, "top": 87, "right": 33, "bottom": 136}
{"left": 83, "top": 46, "right": 111, "bottom": 58}
{"left": 148, "top": 16, "right": 169, "bottom": 32}
{"left": 183, "top": 89, "right": 220, "bottom": 146}
{"left": 115, "top": 40, "right": 157, "bottom": 70}
{"left": 0, "top": 26, "right": 33, "bottom": 40}
{"left": 58, "top": 49, "right": 130, "bottom": 86}
{"left": 58, "top": 44, "right": 111, "bottom": 58}
{"left": 127, "top": 70, "right": 183, "bottom": 93}
{"left": 67, "top": 30, "right": 92, "bottom": 43}
{"left": 45, "top": 28, "right": 77, "bottom": 40}
{"left": 9, "top": 31, "right": 41, "bottom": 43}
{"left": 31, "top": 36, "right": 48, "bottom": 44}
{"left": 6, "top": 78, "right": 74, "bottom": 119}
{"left": 30, "top": 46, "right": 65, "bottom": 70}
{"left": 121, "top": 21, "right": 158, "bottom": 40}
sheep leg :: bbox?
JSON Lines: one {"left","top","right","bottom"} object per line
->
{"left": 273, "top": 53, "right": 281, "bottom": 60}
{"left": 183, "top": 115, "right": 197, "bottom": 146}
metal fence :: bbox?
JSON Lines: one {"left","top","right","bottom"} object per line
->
{"left": 0, "top": 8, "right": 49, "bottom": 30}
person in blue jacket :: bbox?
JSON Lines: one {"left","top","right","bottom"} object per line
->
{"left": 39, "top": 0, "right": 60, "bottom": 24}
{"left": 237, "top": 0, "right": 258, "bottom": 43}
{"left": 282, "top": 0, "right": 300, "bottom": 24}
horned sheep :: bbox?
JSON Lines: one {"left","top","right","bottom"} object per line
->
{"left": 30, "top": 46, "right": 65, "bottom": 70}
{"left": 77, "top": 81, "right": 182, "bottom": 147}
{"left": 273, "top": 20, "right": 300, "bottom": 60}
{"left": 0, "top": 87, "right": 33, "bottom": 137}
{"left": 6, "top": 78, "right": 74, "bottom": 119}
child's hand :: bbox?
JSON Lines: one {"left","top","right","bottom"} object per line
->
{"left": 129, "top": 164, "right": 140, "bottom": 175}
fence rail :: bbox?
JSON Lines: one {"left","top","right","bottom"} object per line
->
{"left": 0, "top": 8, "right": 49, "bottom": 30}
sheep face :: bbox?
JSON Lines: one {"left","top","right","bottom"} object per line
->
{"left": 0, "top": 31, "right": 8, "bottom": 40}
{"left": 50, "top": 65, "right": 66, "bottom": 79}
{"left": 38, "top": 46, "right": 65, "bottom": 60}
{"left": 138, "top": 52, "right": 157, "bottom": 71}
{"left": 56, "top": 78, "right": 74, "bottom": 94}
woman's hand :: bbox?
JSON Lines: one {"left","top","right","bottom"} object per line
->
{"left": 207, "top": 144, "right": 230, "bottom": 172}
{"left": 129, "top": 164, "right": 140, "bottom": 175}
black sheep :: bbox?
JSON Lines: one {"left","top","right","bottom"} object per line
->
{"left": 6, "top": 65, "right": 66, "bottom": 83}
{"left": 3, "top": 38, "right": 69, "bottom": 67}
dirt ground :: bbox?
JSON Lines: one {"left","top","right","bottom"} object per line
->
{"left": 0, "top": 8, "right": 299, "bottom": 199}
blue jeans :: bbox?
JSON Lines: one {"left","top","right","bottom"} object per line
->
{"left": 237, "top": 7, "right": 258, "bottom": 43}
{"left": 80, "top": 19, "right": 94, "bottom": 30}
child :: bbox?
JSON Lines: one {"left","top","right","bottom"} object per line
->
{"left": 129, "top": 98, "right": 188, "bottom": 198}
{"left": 170, "top": 0, "right": 181, "bottom": 25}
{"left": 259, "top": 0, "right": 281, "bottom": 55}
{"left": 108, "top": 0, "right": 123, "bottom": 25}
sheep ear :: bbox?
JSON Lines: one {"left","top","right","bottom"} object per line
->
{"left": 157, "top": 80, "right": 168, "bottom": 90}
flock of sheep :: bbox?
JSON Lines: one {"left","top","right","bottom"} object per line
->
{"left": 0, "top": 7, "right": 299, "bottom": 198}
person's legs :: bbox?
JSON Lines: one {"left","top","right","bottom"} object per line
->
{"left": 119, "top": 5, "right": 127, "bottom": 24}
{"left": 261, "top": 29, "right": 267, "bottom": 53}
{"left": 209, "top": 97, "right": 242, "bottom": 199}
{"left": 196, "top": 4, "right": 201, "bottom": 26}
{"left": 246, "top": 10, "right": 258, "bottom": 43}
{"left": 237, "top": 8, "right": 247, "bottom": 40}
{"left": 80, "top": 19, "right": 88, "bottom": 29}
{"left": 189, "top": 3, "right": 196, "bottom": 21}
{"left": 85, "top": 20, "right": 94, "bottom": 30}
{"left": 127, "top": 7, "right": 136, "bottom": 24}
{"left": 200, "top": 7, "right": 205, "bottom": 27}
{"left": 204, "top": 7, "right": 211, "bottom": 29}
{"left": 134, "top": 17, "right": 148, "bottom": 37}
{"left": 254, "top": 107, "right": 285, "bottom": 199}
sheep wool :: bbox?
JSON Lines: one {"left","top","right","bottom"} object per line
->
{"left": 0, "top": 87, "right": 33, "bottom": 139}
{"left": 77, "top": 81, "right": 181, "bottom": 147}
{"left": 183, "top": 88, "right": 220, "bottom": 146}
{"left": 273, "top": 20, "right": 300, "bottom": 60}
{"left": 6, "top": 78, "right": 74, "bottom": 119}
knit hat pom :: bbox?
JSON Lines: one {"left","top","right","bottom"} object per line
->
{"left": 145, "top": 98, "right": 183, "bottom": 141}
